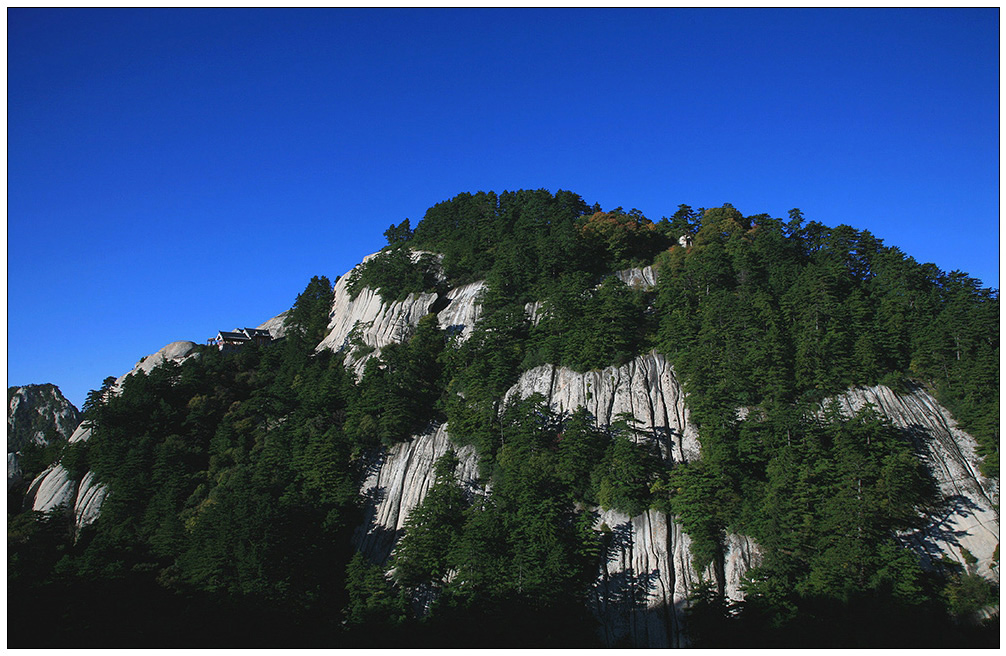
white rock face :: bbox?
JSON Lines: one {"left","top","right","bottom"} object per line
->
{"left": 591, "top": 510, "right": 762, "bottom": 648}
{"left": 437, "top": 281, "right": 486, "bottom": 341}
{"left": 614, "top": 265, "right": 658, "bottom": 290}
{"left": 353, "top": 424, "right": 480, "bottom": 564}
{"left": 23, "top": 463, "right": 108, "bottom": 531}
{"left": 68, "top": 423, "right": 92, "bottom": 444}
{"left": 505, "top": 353, "right": 754, "bottom": 646}
{"left": 23, "top": 341, "right": 198, "bottom": 528}
{"left": 828, "top": 384, "right": 1000, "bottom": 580}
{"left": 257, "top": 311, "right": 290, "bottom": 339}
{"left": 524, "top": 300, "right": 546, "bottom": 326}
{"left": 74, "top": 470, "right": 108, "bottom": 529}
{"left": 504, "top": 351, "right": 702, "bottom": 463}
{"left": 352, "top": 351, "right": 718, "bottom": 646}
{"left": 7, "top": 384, "right": 81, "bottom": 451}
{"left": 720, "top": 533, "right": 763, "bottom": 601}
{"left": 8, "top": 452, "right": 23, "bottom": 493}
{"left": 27, "top": 464, "right": 78, "bottom": 513}
{"left": 316, "top": 253, "right": 487, "bottom": 373}
{"left": 114, "top": 340, "right": 200, "bottom": 390}
{"left": 352, "top": 339, "right": 993, "bottom": 645}
{"left": 593, "top": 508, "right": 686, "bottom": 647}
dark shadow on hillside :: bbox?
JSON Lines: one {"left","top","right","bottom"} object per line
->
{"left": 351, "top": 483, "right": 403, "bottom": 565}
{"left": 889, "top": 420, "right": 989, "bottom": 569}
{"left": 674, "top": 590, "right": 1000, "bottom": 649}
{"left": 646, "top": 425, "right": 678, "bottom": 462}
{"left": 592, "top": 520, "right": 673, "bottom": 646}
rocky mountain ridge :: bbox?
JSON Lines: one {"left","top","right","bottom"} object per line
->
{"left": 13, "top": 247, "right": 999, "bottom": 646}
{"left": 320, "top": 251, "right": 998, "bottom": 646}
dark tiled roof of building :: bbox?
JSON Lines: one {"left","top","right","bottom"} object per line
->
{"left": 218, "top": 331, "right": 250, "bottom": 341}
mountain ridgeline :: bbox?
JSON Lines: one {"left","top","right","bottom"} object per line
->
{"left": 8, "top": 190, "right": 999, "bottom": 647}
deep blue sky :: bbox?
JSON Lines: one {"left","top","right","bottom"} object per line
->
{"left": 8, "top": 8, "right": 1000, "bottom": 409}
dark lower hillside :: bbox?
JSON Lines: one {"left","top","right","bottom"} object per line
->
{"left": 8, "top": 191, "right": 999, "bottom": 647}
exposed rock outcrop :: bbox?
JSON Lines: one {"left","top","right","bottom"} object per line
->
{"left": 316, "top": 254, "right": 486, "bottom": 373}
{"left": 68, "top": 422, "right": 92, "bottom": 444}
{"left": 352, "top": 335, "right": 994, "bottom": 646}
{"left": 504, "top": 351, "right": 701, "bottom": 463}
{"left": 257, "top": 310, "right": 290, "bottom": 339}
{"left": 74, "top": 470, "right": 107, "bottom": 529}
{"left": 318, "top": 255, "right": 661, "bottom": 375}
{"left": 353, "top": 424, "right": 480, "bottom": 564}
{"left": 614, "top": 264, "right": 658, "bottom": 290}
{"left": 592, "top": 508, "right": 687, "bottom": 647}
{"left": 114, "top": 340, "right": 199, "bottom": 391}
{"left": 24, "top": 463, "right": 108, "bottom": 531}
{"left": 504, "top": 352, "right": 754, "bottom": 645}
{"left": 25, "top": 464, "right": 78, "bottom": 513}
{"left": 436, "top": 281, "right": 485, "bottom": 341}
{"left": 352, "top": 350, "right": 755, "bottom": 646}
{"left": 317, "top": 280, "right": 440, "bottom": 374}
{"left": 829, "top": 384, "right": 1000, "bottom": 580}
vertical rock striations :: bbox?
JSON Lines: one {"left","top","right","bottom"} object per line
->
{"left": 504, "top": 351, "right": 702, "bottom": 463}
{"left": 353, "top": 424, "right": 480, "bottom": 564}
{"left": 503, "top": 352, "right": 759, "bottom": 645}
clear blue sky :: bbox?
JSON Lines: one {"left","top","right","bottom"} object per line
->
{"left": 8, "top": 8, "right": 1000, "bottom": 409}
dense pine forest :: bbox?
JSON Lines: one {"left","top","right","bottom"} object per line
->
{"left": 9, "top": 190, "right": 998, "bottom": 647}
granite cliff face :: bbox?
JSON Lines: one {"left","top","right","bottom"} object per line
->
{"left": 504, "top": 351, "right": 702, "bottom": 463}
{"left": 112, "top": 340, "right": 200, "bottom": 392}
{"left": 347, "top": 348, "right": 758, "bottom": 646}
{"left": 316, "top": 253, "right": 485, "bottom": 374}
{"left": 353, "top": 425, "right": 481, "bottom": 564}
{"left": 316, "top": 252, "right": 647, "bottom": 374}
{"left": 503, "top": 353, "right": 760, "bottom": 645}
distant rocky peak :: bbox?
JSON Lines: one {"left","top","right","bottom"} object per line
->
{"left": 7, "top": 383, "right": 81, "bottom": 494}
{"left": 7, "top": 384, "right": 80, "bottom": 453}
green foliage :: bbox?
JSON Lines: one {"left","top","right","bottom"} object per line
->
{"left": 578, "top": 207, "right": 670, "bottom": 269}
{"left": 7, "top": 384, "right": 81, "bottom": 494}
{"left": 388, "top": 395, "right": 660, "bottom": 633}
{"left": 345, "top": 552, "right": 406, "bottom": 628}
{"left": 943, "top": 571, "right": 996, "bottom": 620}
{"left": 346, "top": 245, "right": 442, "bottom": 302}
{"left": 383, "top": 217, "right": 414, "bottom": 246}
{"left": 59, "top": 442, "right": 90, "bottom": 478}
{"left": 594, "top": 414, "right": 661, "bottom": 517}
{"left": 529, "top": 275, "right": 655, "bottom": 372}
{"left": 392, "top": 451, "right": 468, "bottom": 588}
{"left": 8, "top": 192, "right": 999, "bottom": 647}
{"left": 284, "top": 275, "right": 335, "bottom": 346}
{"left": 343, "top": 313, "right": 447, "bottom": 448}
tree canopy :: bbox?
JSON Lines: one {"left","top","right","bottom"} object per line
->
{"left": 8, "top": 191, "right": 998, "bottom": 648}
